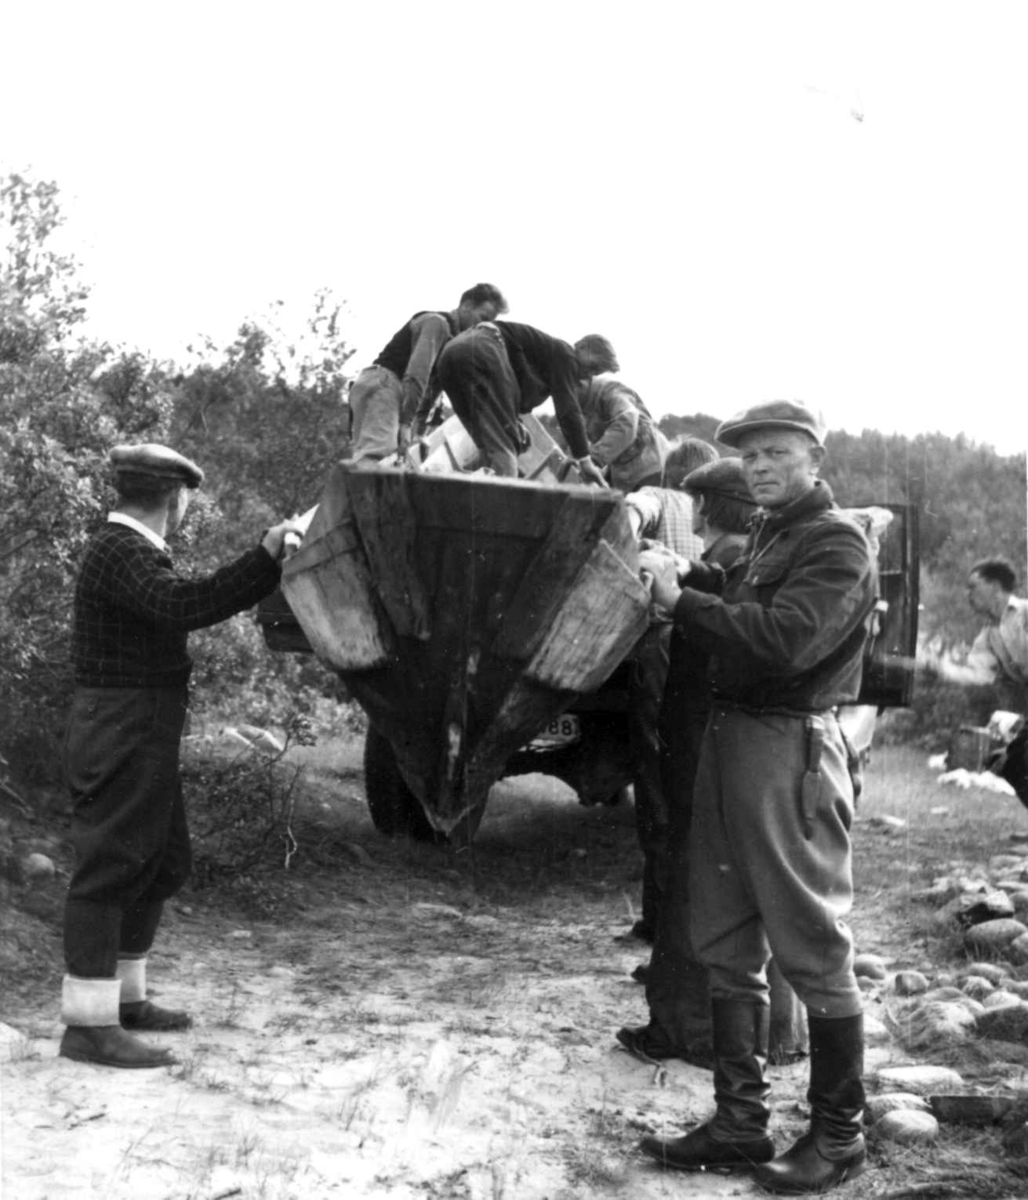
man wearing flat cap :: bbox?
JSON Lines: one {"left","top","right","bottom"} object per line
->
{"left": 617, "top": 439, "right": 716, "bottom": 946}
{"left": 59, "top": 444, "right": 303, "bottom": 1069}
{"left": 432, "top": 320, "right": 609, "bottom": 483}
{"left": 636, "top": 401, "right": 877, "bottom": 1194}
{"left": 619, "top": 454, "right": 756, "bottom": 1061}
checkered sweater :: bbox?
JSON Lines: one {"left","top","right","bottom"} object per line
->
{"left": 72, "top": 525, "right": 281, "bottom": 687}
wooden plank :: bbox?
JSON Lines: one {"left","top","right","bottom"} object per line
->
{"left": 282, "top": 550, "right": 394, "bottom": 671}
{"left": 495, "top": 491, "right": 622, "bottom": 662}
{"left": 344, "top": 470, "right": 431, "bottom": 641}
{"left": 524, "top": 539, "right": 650, "bottom": 693}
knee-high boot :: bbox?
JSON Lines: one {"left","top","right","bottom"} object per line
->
{"left": 753, "top": 1012, "right": 866, "bottom": 1194}
{"left": 639, "top": 998, "right": 774, "bottom": 1171}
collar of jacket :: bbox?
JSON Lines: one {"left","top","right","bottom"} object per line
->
{"left": 751, "top": 479, "right": 835, "bottom": 536}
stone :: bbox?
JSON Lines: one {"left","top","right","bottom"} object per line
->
{"left": 20, "top": 852, "right": 55, "bottom": 882}
{"left": 1009, "top": 891, "right": 1028, "bottom": 917}
{"left": 866, "top": 1093, "right": 931, "bottom": 1123}
{"left": 1005, "top": 980, "right": 1028, "bottom": 999}
{"left": 964, "top": 918, "right": 1028, "bottom": 954}
{"left": 962, "top": 975, "right": 997, "bottom": 999}
{"left": 893, "top": 970, "right": 930, "bottom": 996}
{"left": 864, "top": 1013, "right": 890, "bottom": 1046}
{"left": 929, "top": 1094, "right": 1016, "bottom": 1126}
{"left": 990, "top": 854, "right": 1028, "bottom": 874}
{"left": 976, "top": 1001, "right": 1028, "bottom": 1042}
{"left": 960, "top": 961, "right": 1009, "bottom": 985}
{"left": 1003, "top": 1120, "right": 1028, "bottom": 1155}
{"left": 933, "top": 891, "right": 1013, "bottom": 932}
{"left": 0, "top": 1022, "right": 29, "bottom": 1062}
{"left": 854, "top": 953, "right": 888, "bottom": 980}
{"left": 874, "top": 1109, "right": 939, "bottom": 1145}
{"left": 873, "top": 1065, "right": 964, "bottom": 1094}
{"left": 983, "top": 990, "right": 1023, "bottom": 1010}
{"left": 1010, "top": 933, "right": 1028, "bottom": 965}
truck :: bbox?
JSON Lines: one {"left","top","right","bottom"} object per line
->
{"left": 258, "top": 417, "right": 918, "bottom": 843}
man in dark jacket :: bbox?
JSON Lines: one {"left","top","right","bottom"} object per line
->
{"left": 636, "top": 401, "right": 876, "bottom": 1195}
{"left": 348, "top": 283, "right": 508, "bottom": 464}
{"left": 618, "top": 455, "right": 755, "bottom": 1059}
{"left": 431, "top": 320, "right": 609, "bottom": 484}
{"left": 59, "top": 444, "right": 303, "bottom": 1069}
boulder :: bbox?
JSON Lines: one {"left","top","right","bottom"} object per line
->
{"left": 964, "top": 917, "right": 1028, "bottom": 954}
{"left": 933, "top": 891, "right": 1014, "bottom": 932}
{"left": 976, "top": 1001, "right": 1028, "bottom": 1042}
{"left": 892, "top": 970, "right": 930, "bottom": 996}
{"left": 866, "top": 1093, "right": 931, "bottom": 1123}
{"left": 1010, "top": 933, "right": 1028, "bottom": 966}
{"left": 873, "top": 1065, "right": 964, "bottom": 1094}
{"left": 960, "top": 961, "right": 1010, "bottom": 985}
{"left": 962, "top": 975, "right": 997, "bottom": 999}
{"left": 854, "top": 953, "right": 888, "bottom": 980}
{"left": 874, "top": 1109, "right": 939, "bottom": 1145}
{"left": 929, "top": 1094, "right": 1017, "bottom": 1126}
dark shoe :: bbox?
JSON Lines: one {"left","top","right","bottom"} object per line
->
{"left": 631, "top": 963, "right": 649, "bottom": 985}
{"left": 640, "top": 1121, "right": 775, "bottom": 1172}
{"left": 59, "top": 1025, "right": 178, "bottom": 1069}
{"left": 753, "top": 1130, "right": 866, "bottom": 1194}
{"left": 617, "top": 1024, "right": 715, "bottom": 1070}
{"left": 615, "top": 919, "right": 655, "bottom": 944}
{"left": 120, "top": 999, "right": 192, "bottom": 1031}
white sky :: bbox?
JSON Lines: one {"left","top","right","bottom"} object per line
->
{"left": 3, "top": 0, "right": 1027, "bottom": 450}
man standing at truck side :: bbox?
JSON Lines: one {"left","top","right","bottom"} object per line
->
{"left": 59, "top": 444, "right": 303, "bottom": 1069}
{"left": 574, "top": 343, "right": 668, "bottom": 491}
{"left": 348, "top": 283, "right": 508, "bottom": 465}
{"left": 618, "top": 438, "right": 716, "bottom": 946}
{"left": 636, "top": 401, "right": 877, "bottom": 1195}
{"left": 430, "top": 319, "right": 610, "bottom": 484}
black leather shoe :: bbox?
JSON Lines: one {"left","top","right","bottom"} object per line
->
{"left": 631, "top": 963, "right": 649, "bottom": 984}
{"left": 615, "top": 920, "right": 655, "bottom": 944}
{"left": 120, "top": 1000, "right": 193, "bottom": 1031}
{"left": 60, "top": 1025, "right": 178, "bottom": 1069}
{"left": 640, "top": 1122, "right": 775, "bottom": 1172}
{"left": 753, "top": 1130, "right": 867, "bottom": 1194}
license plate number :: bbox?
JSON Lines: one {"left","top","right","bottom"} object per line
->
{"left": 530, "top": 713, "right": 581, "bottom": 747}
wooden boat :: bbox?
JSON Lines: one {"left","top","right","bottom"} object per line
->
{"left": 280, "top": 457, "right": 650, "bottom": 837}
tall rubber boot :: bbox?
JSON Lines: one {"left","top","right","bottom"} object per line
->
{"left": 753, "top": 1013, "right": 866, "bottom": 1194}
{"left": 639, "top": 998, "right": 774, "bottom": 1171}
{"left": 59, "top": 976, "right": 177, "bottom": 1069}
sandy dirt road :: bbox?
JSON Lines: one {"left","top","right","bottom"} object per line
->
{"left": 1, "top": 746, "right": 898, "bottom": 1199}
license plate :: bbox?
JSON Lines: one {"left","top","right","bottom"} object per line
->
{"left": 530, "top": 713, "right": 581, "bottom": 748}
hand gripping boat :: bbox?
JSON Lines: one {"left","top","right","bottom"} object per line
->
{"left": 279, "top": 461, "right": 651, "bottom": 839}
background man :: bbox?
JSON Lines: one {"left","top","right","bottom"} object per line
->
{"left": 432, "top": 319, "right": 610, "bottom": 484}
{"left": 60, "top": 444, "right": 303, "bottom": 1069}
{"left": 936, "top": 557, "right": 1028, "bottom": 701}
{"left": 573, "top": 338, "right": 668, "bottom": 491}
{"left": 348, "top": 283, "right": 507, "bottom": 465}
{"left": 618, "top": 439, "right": 716, "bottom": 946}
{"left": 636, "top": 401, "right": 876, "bottom": 1195}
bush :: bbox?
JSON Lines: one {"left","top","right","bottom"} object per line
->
{"left": 182, "top": 713, "right": 318, "bottom": 890}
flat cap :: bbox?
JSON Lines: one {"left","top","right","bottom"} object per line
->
{"left": 715, "top": 400, "right": 827, "bottom": 448}
{"left": 573, "top": 334, "right": 620, "bottom": 374}
{"left": 109, "top": 443, "right": 204, "bottom": 488}
{"left": 683, "top": 457, "right": 756, "bottom": 504}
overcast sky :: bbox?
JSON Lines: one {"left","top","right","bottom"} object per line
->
{"left": 3, "top": 1, "right": 1026, "bottom": 451}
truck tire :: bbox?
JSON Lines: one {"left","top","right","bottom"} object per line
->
{"left": 363, "top": 726, "right": 445, "bottom": 843}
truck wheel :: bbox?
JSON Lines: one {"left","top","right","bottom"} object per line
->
{"left": 363, "top": 726, "right": 445, "bottom": 843}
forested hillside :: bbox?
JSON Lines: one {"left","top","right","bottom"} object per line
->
{"left": 2, "top": 172, "right": 1025, "bottom": 797}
